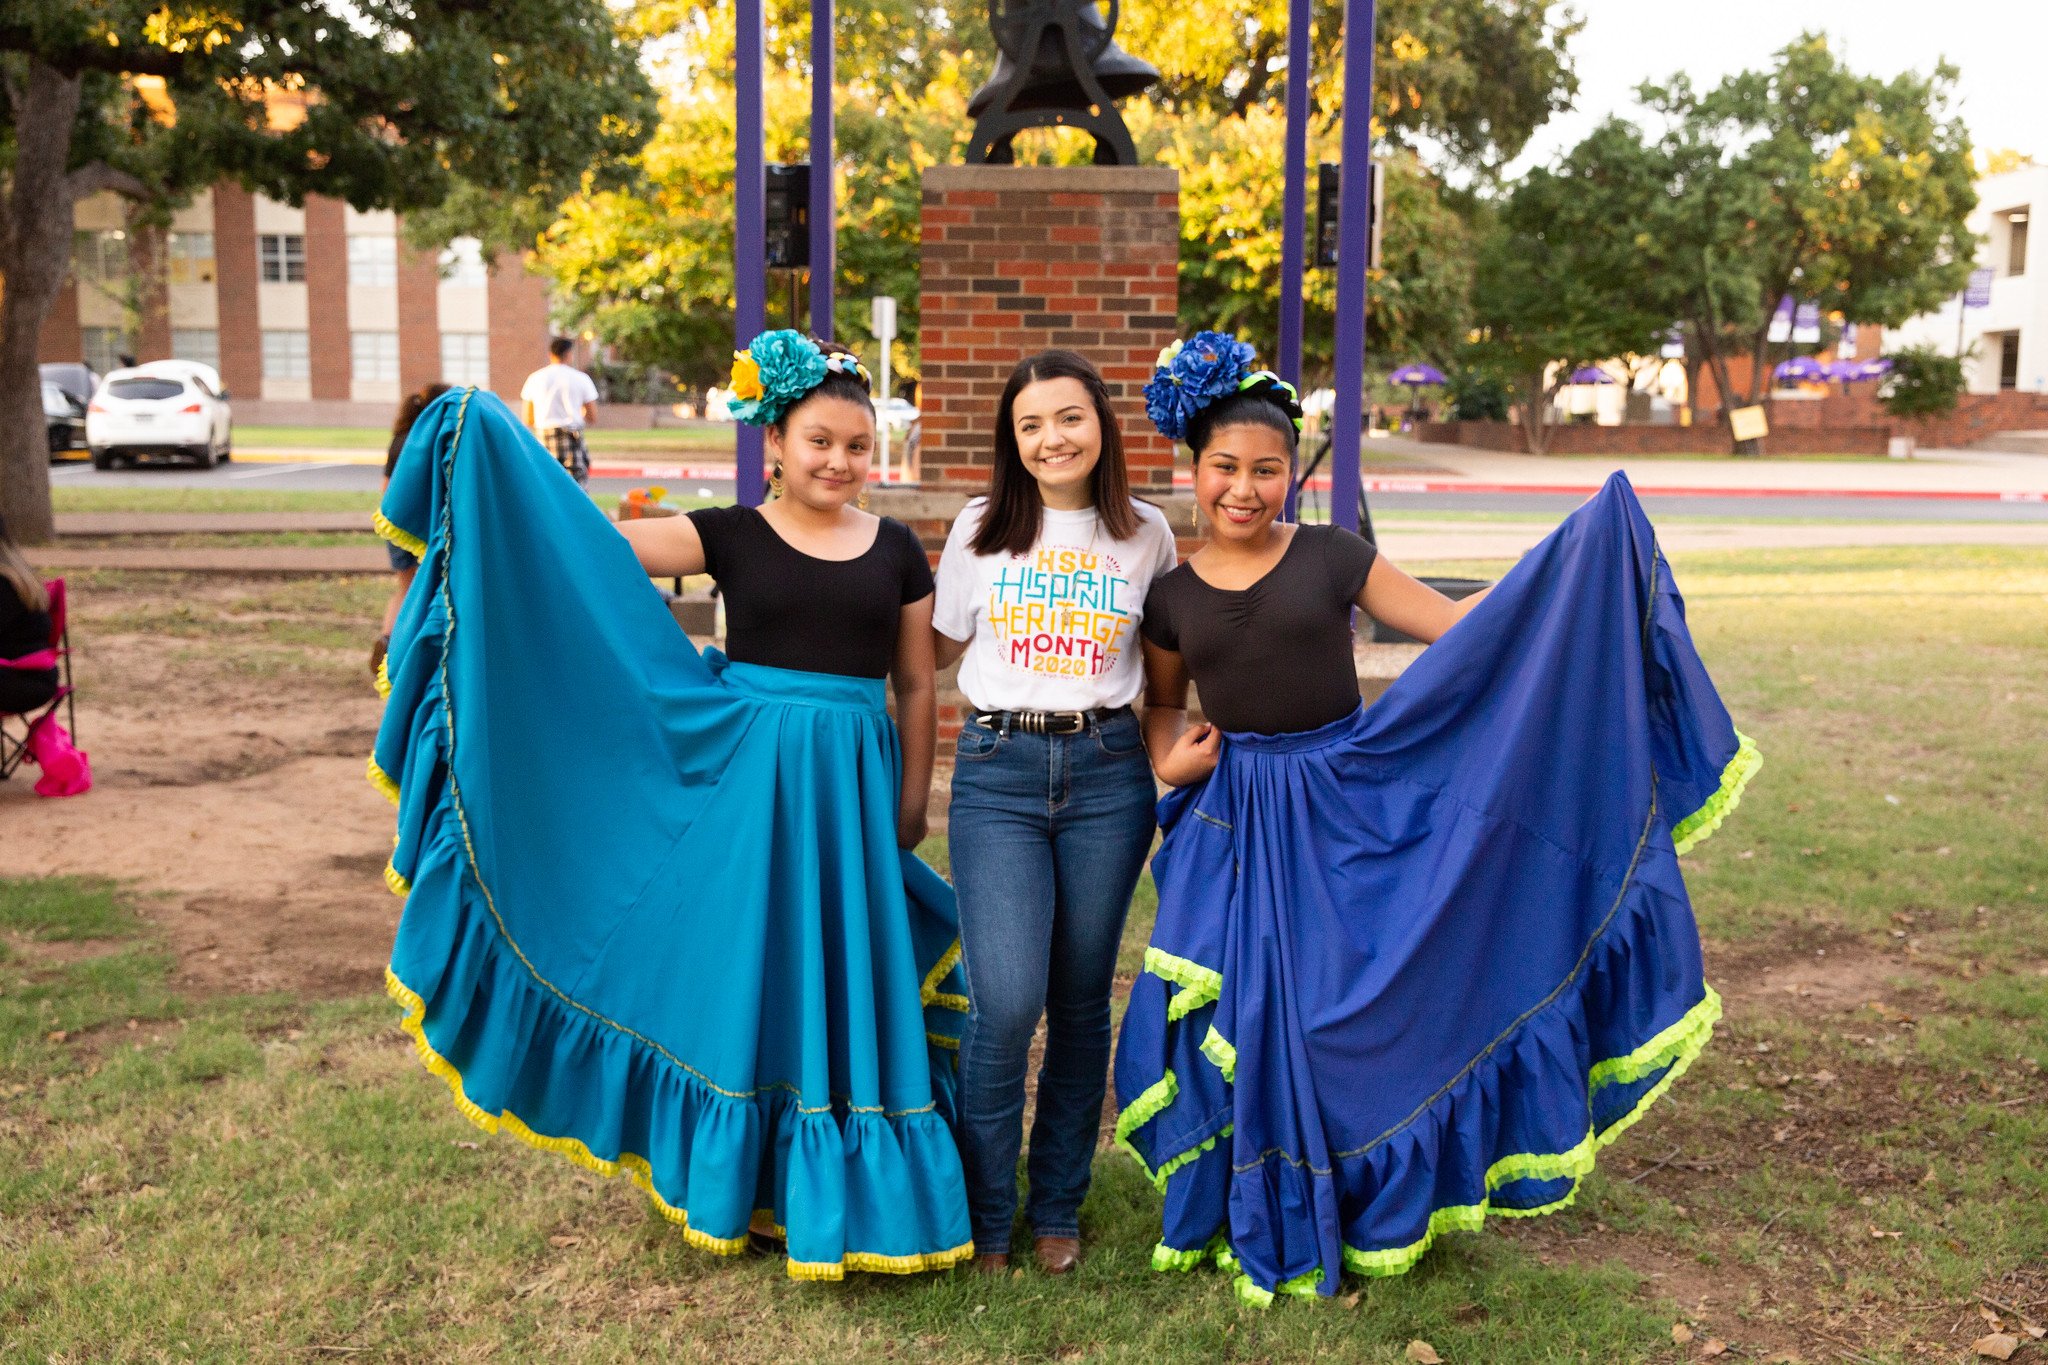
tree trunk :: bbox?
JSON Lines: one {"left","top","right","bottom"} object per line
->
{"left": 1519, "top": 373, "right": 1552, "bottom": 456}
{"left": 0, "top": 62, "right": 85, "bottom": 546}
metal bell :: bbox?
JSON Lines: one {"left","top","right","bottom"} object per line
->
{"left": 967, "top": 38, "right": 1160, "bottom": 117}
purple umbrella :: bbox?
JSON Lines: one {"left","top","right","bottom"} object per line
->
{"left": 1389, "top": 363, "right": 1448, "bottom": 386}
{"left": 1855, "top": 357, "right": 1894, "bottom": 381}
{"left": 1821, "top": 359, "right": 1865, "bottom": 382}
{"left": 1773, "top": 356, "right": 1828, "bottom": 383}
{"left": 1567, "top": 366, "right": 1614, "bottom": 385}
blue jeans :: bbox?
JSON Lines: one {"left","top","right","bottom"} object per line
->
{"left": 948, "top": 708, "right": 1158, "bottom": 1254}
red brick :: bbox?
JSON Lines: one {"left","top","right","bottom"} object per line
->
{"left": 304, "top": 196, "right": 351, "bottom": 401}
{"left": 212, "top": 183, "right": 263, "bottom": 396}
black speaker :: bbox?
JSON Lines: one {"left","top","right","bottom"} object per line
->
{"left": 765, "top": 163, "right": 810, "bottom": 270}
{"left": 1314, "top": 161, "right": 1383, "bottom": 270}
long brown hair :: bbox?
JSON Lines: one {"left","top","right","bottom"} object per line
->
{"left": 0, "top": 518, "right": 49, "bottom": 614}
{"left": 969, "top": 350, "right": 1140, "bottom": 556}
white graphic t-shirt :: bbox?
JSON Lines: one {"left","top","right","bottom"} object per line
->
{"left": 934, "top": 497, "right": 1180, "bottom": 713}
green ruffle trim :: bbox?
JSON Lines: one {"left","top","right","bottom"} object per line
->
{"left": 373, "top": 509, "right": 427, "bottom": 560}
{"left": 1144, "top": 946, "right": 1223, "bottom": 1022}
{"left": 1200, "top": 1025, "right": 1237, "bottom": 1083}
{"left": 1672, "top": 731, "right": 1760, "bottom": 856}
{"left": 1112, "top": 1069, "right": 1180, "bottom": 1181}
{"left": 1136, "top": 987, "right": 1723, "bottom": 1297}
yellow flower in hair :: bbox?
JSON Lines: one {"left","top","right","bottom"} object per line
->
{"left": 730, "top": 351, "right": 764, "bottom": 402}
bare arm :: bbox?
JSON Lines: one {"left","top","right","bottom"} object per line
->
{"left": 1356, "top": 556, "right": 1492, "bottom": 645}
{"left": 892, "top": 594, "right": 938, "bottom": 849}
{"left": 582, "top": 400, "right": 598, "bottom": 424}
{"left": 614, "top": 513, "right": 709, "bottom": 578}
{"left": 932, "top": 628, "right": 969, "bottom": 671}
{"left": 1142, "top": 638, "right": 1221, "bottom": 788}
{"left": 522, "top": 399, "right": 536, "bottom": 428}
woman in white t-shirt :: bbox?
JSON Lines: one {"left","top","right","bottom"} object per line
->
{"left": 933, "top": 350, "right": 1179, "bottom": 1276}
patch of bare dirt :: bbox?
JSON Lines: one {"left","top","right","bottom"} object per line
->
{"left": 3, "top": 611, "right": 401, "bottom": 999}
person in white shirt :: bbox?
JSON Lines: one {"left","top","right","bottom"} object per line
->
{"left": 932, "top": 349, "right": 1179, "bottom": 1278}
{"left": 520, "top": 338, "right": 600, "bottom": 485}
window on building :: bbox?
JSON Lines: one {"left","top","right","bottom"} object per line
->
{"left": 167, "top": 232, "right": 216, "bottom": 285}
{"left": 352, "top": 330, "right": 400, "bottom": 383}
{"left": 259, "top": 233, "right": 307, "bottom": 284}
{"left": 172, "top": 329, "right": 220, "bottom": 370}
{"left": 1999, "top": 332, "right": 2022, "bottom": 391}
{"left": 81, "top": 327, "right": 128, "bottom": 375}
{"left": 73, "top": 230, "right": 129, "bottom": 284}
{"left": 437, "top": 237, "right": 488, "bottom": 289}
{"left": 2008, "top": 211, "right": 2029, "bottom": 278}
{"left": 262, "top": 329, "right": 311, "bottom": 380}
{"left": 348, "top": 234, "right": 398, "bottom": 289}
{"left": 440, "top": 332, "right": 491, "bottom": 386}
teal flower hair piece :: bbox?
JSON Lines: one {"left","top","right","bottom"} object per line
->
{"left": 728, "top": 330, "right": 831, "bottom": 428}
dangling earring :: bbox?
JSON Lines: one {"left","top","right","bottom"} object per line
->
{"left": 857, "top": 485, "right": 870, "bottom": 511}
{"left": 769, "top": 461, "right": 784, "bottom": 498}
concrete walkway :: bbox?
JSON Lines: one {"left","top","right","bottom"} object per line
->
{"left": 26, "top": 544, "right": 390, "bottom": 574}
{"left": 54, "top": 511, "right": 374, "bottom": 535}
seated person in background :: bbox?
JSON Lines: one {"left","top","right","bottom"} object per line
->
{"left": 0, "top": 517, "right": 59, "bottom": 717}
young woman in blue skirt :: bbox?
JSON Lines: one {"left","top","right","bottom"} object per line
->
{"left": 1115, "top": 333, "right": 1759, "bottom": 1304}
{"left": 370, "top": 332, "right": 973, "bottom": 1280}
{"left": 932, "top": 351, "right": 1180, "bottom": 1274}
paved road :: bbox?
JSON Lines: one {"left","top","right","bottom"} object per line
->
{"left": 50, "top": 458, "right": 2048, "bottom": 524}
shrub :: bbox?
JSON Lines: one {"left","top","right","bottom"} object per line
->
{"left": 1879, "top": 345, "right": 1969, "bottom": 418}
{"left": 1446, "top": 369, "right": 1513, "bottom": 421}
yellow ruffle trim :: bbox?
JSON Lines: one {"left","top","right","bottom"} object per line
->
{"left": 384, "top": 861, "right": 412, "bottom": 897}
{"left": 374, "top": 654, "right": 392, "bottom": 702}
{"left": 920, "top": 940, "right": 969, "bottom": 1014}
{"left": 1143, "top": 946, "right": 1223, "bottom": 1022}
{"left": 373, "top": 509, "right": 427, "bottom": 560}
{"left": 1672, "top": 731, "right": 1760, "bottom": 856}
{"left": 385, "top": 968, "right": 972, "bottom": 1278}
{"left": 367, "top": 755, "right": 401, "bottom": 806}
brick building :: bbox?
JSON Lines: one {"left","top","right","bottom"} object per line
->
{"left": 42, "top": 187, "right": 553, "bottom": 422}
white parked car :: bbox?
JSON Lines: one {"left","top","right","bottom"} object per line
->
{"left": 86, "top": 360, "right": 234, "bottom": 469}
{"left": 877, "top": 397, "right": 920, "bottom": 430}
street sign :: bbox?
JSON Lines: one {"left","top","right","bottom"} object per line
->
{"left": 1767, "top": 296, "right": 1794, "bottom": 343}
{"left": 1964, "top": 267, "right": 1995, "bottom": 309}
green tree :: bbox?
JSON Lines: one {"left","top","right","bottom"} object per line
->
{"left": 1463, "top": 170, "right": 1669, "bottom": 455}
{"left": 0, "top": 1, "right": 654, "bottom": 542}
{"left": 541, "top": 0, "right": 1576, "bottom": 388}
{"left": 1618, "top": 36, "right": 1977, "bottom": 430}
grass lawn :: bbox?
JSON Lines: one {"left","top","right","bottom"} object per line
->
{"left": 52, "top": 487, "right": 724, "bottom": 520}
{"left": 3, "top": 546, "right": 2044, "bottom": 1361}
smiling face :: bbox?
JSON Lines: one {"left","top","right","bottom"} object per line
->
{"left": 1010, "top": 376, "right": 1103, "bottom": 510}
{"left": 1193, "top": 422, "right": 1294, "bottom": 545}
{"left": 768, "top": 394, "right": 874, "bottom": 512}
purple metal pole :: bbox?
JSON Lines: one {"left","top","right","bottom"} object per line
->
{"left": 1328, "top": 0, "right": 1375, "bottom": 535}
{"left": 734, "top": 0, "right": 766, "bottom": 506}
{"left": 1278, "top": 0, "right": 1311, "bottom": 521}
{"left": 809, "top": 0, "right": 835, "bottom": 339}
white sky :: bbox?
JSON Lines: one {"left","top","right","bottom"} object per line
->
{"left": 1509, "top": 0, "right": 2046, "bottom": 173}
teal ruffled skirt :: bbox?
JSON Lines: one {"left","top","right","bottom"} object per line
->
{"left": 371, "top": 389, "right": 972, "bottom": 1277}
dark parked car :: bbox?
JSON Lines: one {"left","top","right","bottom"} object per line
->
{"left": 43, "top": 380, "right": 88, "bottom": 459}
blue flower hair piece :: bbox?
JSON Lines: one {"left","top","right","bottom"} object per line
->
{"left": 728, "top": 330, "right": 872, "bottom": 428}
{"left": 1143, "top": 330, "right": 1259, "bottom": 444}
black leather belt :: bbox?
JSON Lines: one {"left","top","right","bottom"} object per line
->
{"left": 971, "top": 704, "right": 1130, "bottom": 737}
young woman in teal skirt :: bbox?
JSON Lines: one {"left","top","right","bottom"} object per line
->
{"left": 370, "top": 332, "right": 973, "bottom": 1279}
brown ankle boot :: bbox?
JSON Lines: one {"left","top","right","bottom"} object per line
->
{"left": 1034, "top": 1235, "right": 1080, "bottom": 1275}
{"left": 972, "top": 1251, "right": 1011, "bottom": 1275}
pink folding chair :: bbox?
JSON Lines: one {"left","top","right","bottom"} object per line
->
{"left": 1, "top": 578, "right": 77, "bottom": 780}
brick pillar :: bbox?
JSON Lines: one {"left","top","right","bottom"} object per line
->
{"left": 487, "top": 253, "right": 552, "bottom": 403}
{"left": 917, "top": 165, "right": 1180, "bottom": 498}
{"left": 39, "top": 281, "right": 82, "bottom": 363}
{"left": 212, "top": 182, "right": 262, "bottom": 396}
{"left": 303, "top": 195, "right": 351, "bottom": 400}
{"left": 396, "top": 237, "right": 440, "bottom": 394}
{"left": 129, "top": 221, "right": 173, "bottom": 362}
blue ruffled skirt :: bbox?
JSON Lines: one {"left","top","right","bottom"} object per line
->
{"left": 371, "top": 389, "right": 972, "bottom": 1277}
{"left": 1113, "top": 474, "right": 1757, "bottom": 1303}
